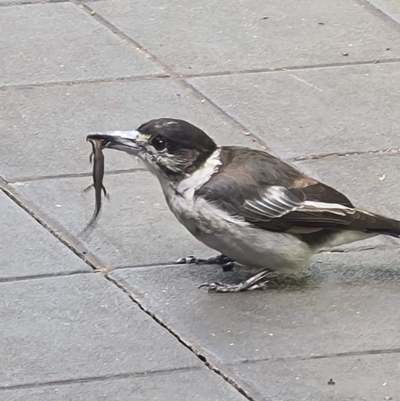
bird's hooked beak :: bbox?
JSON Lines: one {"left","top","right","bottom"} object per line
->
{"left": 86, "top": 130, "right": 141, "bottom": 156}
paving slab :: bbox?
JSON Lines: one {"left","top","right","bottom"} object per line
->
{"left": 0, "top": 274, "right": 200, "bottom": 387}
{"left": 0, "top": 79, "right": 254, "bottom": 181}
{"left": 368, "top": 0, "right": 400, "bottom": 24}
{"left": 10, "top": 172, "right": 212, "bottom": 268}
{"left": 228, "top": 353, "right": 400, "bottom": 401}
{"left": 89, "top": 0, "right": 400, "bottom": 75}
{"left": 190, "top": 63, "right": 400, "bottom": 157}
{"left": 0, "top": 2, "right": 160, "bottom": 86}
{"left": 0, "top": 190, "right": 90, "bottom": 280}
{"left": 3, "top": 370, "right": 247, "bottom": 401}
{"left": 110, "top": 248, "right": 400, "bottom": 365}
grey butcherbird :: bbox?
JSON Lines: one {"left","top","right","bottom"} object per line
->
{"left": 87, "top": 118, "right": 400, "bottom": 293}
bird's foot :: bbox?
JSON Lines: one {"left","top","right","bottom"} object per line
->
{"left": 199, "top": 269, "right": 274, "bottom": 293}
{"left": 176, "top": 254, "right": 234, "bottom": 272}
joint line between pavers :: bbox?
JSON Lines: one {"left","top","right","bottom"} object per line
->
{"left": 318, "top": 243, "right": 398, "bottom": 255}
{"left": 105, "top": 274, "right": 259, "bottom": 401}
{"left": 0, "top": 366, "right": 203, "bottom": 392}
{"left": 234, "top": 347, "right": 400, "bottom": 367}
{"left": 289, "top": 146, "right": 400, "bottom": 162}
{"left": 0, "top": 270, "right": 93, "bottom": 284}
{"left": 184, "top": 58, "right": 400, "bottom": 79}
{"left": 0, "top": 0, "right": 68, "bottom": 8}
{"left": 6, "top": 167, "right": 147, "bottom": 184}
{"left": 0, "top": 74, "right": 170, "bottom": 91}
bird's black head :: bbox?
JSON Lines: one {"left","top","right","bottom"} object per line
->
{"left": 87, "top": 118, "right": 217, "bottom": 180}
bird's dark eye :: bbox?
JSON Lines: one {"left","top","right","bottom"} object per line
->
{"left": 151, "top": 135, "right": 166, "bottom": 151}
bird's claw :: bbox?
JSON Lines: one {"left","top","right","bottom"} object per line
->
{"left": 221, "top": 262, "right": 234, "bottom": 272}
{"left": 176, "top": 255, "right": 197, "bottom": 264}
{"left": 199, "top": 281, "right": 269, "bottom": 293}
{"left": 198, "top": 269, "right": 274, "bottom": 293}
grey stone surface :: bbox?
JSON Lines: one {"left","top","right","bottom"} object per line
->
{"left": 0, "top": 3, "right": 160, "bottom": 86}
{"left": 11, "top": 172, "right": 212, "bottom": 268}
{"left": 0, "top": 274, "right": 200, "bottom": 387}
{"left": 110, "top": 247, "right": 400, "bottom": 365}
{"left": 190, "top": 63, "right": 400, "bottom": 157}
{"left": 0, "top": 191, "right": 90, "bottom": 279}
{"left": 229, "top": 353, "right": 400, "bottom": 401}
{"left": 368, "top": 0, "right": 400, "bottom": 24}
{"left": 0, "top": 79, "right": 255, "bottom": 181}
{"left": 3, "top": 370, "right": 248, "bottom": 401}
{"left": 90, "top": 0, "right": 400, "bottom": 75}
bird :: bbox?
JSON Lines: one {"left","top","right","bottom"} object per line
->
{"left": 87, "top": 118, "right": 400, "bottom": 293}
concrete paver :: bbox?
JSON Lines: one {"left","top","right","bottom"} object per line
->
{"left": 10, "top": 172, "right": 211, "bottom": 267}
{"left": 3, "top": 370, "right": 248, "bottom": 401}
{"left": 0, "top": 3, "right": 160, "bottom": 86}
{"left": 229, "top": 353, "right": 400, "bottom": 401}
{"left": 110, "top": 248, "right": 400, "bottom": 365}
{"left": 190, "top": 63, "right": 400, "bottom": 158}
{"left": 0, "top": 274, "right": 200, "bottom": 387}
{"left": 0, "top": 191, "right": 90, "bottom": 280}
{"left": 90, "top": 0, "right": 400, "bottom": 75}
{"left": 0, "top": 79, "right": 254, "bottom": 181}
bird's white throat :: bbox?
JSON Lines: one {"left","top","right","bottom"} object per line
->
{"left": 176, "top": 147, "right": 222, "bottom": 196}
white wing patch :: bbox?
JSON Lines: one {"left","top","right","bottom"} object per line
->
{"left": 245, "top": 186, "right": 302, "bottom": 218}
{"left": 245, "top": 186, "right": 355, "bottom": 220}
{"left": 299, "top": 201, "right": 355, "bottom": 216}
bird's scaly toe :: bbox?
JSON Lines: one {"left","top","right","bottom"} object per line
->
{"left": 199, "top": 269, "right": 273, "bottom": 293}
{"left": 176, "top": 255, "right": 197, "bottom": 264}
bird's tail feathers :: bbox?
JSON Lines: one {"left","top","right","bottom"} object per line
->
{"left": 355, "top": 208, "right": 400, "bottom": 238}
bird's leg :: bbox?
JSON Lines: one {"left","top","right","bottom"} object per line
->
{"left": 176, "top": 254, "right": 235, "bottom": 272}
{"left": 199, "top": 269, "right": 274, "bottom": 293}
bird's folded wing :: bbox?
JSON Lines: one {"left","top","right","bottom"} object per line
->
{"left": 242, "top": 185, "right": 356, "bottom": 230}
{"left": 197, "top": 177, "right": 357, "bottom": 232}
